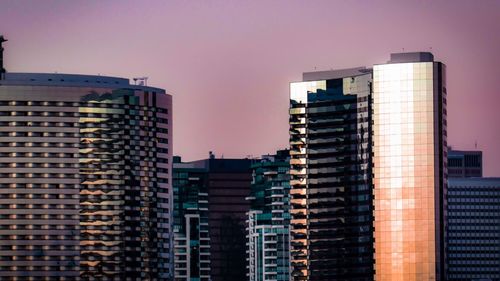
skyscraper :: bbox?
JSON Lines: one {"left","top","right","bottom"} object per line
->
{"left": 0, "top": 39, "right": 173, "bottom": 280}
{"left": 446, "top": 177, "right": 500, "bottom": 281}
{"left": 246, "top": 150, "right": 291, "bottom": 281}
{"left": 289, "top": 52, "right": 447, "bottom": 281}
{"left": 202, "top": 156, "right": 252, "bottom": 281}
{"left": 289, "top": 68, "right": 373, "bottom": 280}
{"left": 372, "top": 52, "right": 446, "bottom": 281}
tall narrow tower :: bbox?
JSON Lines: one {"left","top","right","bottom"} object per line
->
{"left": 372, "top": 52, "right": 446, "bottom": 281}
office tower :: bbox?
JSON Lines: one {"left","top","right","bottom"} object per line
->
{"left": 203, "top": 156, "right": 251, "bottom": 281}
{"left": 447, "top": 149, "right": 482, "bottom": 178}
{"left": 172, "top": 154, "right": 251, "bottom": 281}
{"left": 0, "top": 39, "right": 173, "bottom": 280}
{"left": 246, "top": 150, "right": 291, "bottom": 281}
{"left": 446, "top": 178, "right": 500, "bottom": 281}
{"left": 172, "top": 156, "right": 211, "bottom": 281}
{"left": 289, "top": 68, "right": 374, "bottom": 281}
{"left": 372, "top": 52, "right": 446, "bottom": 280}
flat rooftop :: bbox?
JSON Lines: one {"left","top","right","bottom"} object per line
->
{"left": 0, "top": 72, "right": 164, "bottom": 92}
{"left": 388, "top": 52, "right": 434, "bottom": 63}
{"left": 302, "top": 67, "right": 371, "bottom": 82}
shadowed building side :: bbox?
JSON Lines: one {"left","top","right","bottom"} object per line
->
{"left": 289, "top": 68, "right": 374, "bottom": 281}
{"left": 175, "top": 155, "right": 252, "bottom": 281}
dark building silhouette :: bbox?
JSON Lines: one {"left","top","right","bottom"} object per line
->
{"left": 289, "top": 68, "right": 374, "bottom": 281}
{"left": 447, "top": 149, "right": 482, "bottom": 178}
{"left": 173, "top": 154, "right": 252, "bottom": 281}
{"left": 204, "top": 157, "right": 251, "bottom": 281}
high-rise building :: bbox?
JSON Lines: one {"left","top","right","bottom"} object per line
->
{"left": 372, "top": 52, "right": 446, "bottom": 281}
{"left": 447, "top": 149, "right": 482, "bottom": 178}
{"left": 0, "top": 38, "right": 173, "bottom": 280}
{"left": 172, "top": 154, "right": 252, "bottom": 281}
{"left": 203, "top": 156, "right": 252, "bottom": 281}
{"left": 289, "top": 52, "right": 447, "bottom": 281}
{"left": 172, "top": 156, "right": 211, "bottom": 281}
{"left": 289, "top": 68, "right": 374, "bottom": 280}
{"left": 246, "top": 150, "right": 291, "bottom": 281}
{"left": 446, "top": 177, "right": 500, "bottom": 281}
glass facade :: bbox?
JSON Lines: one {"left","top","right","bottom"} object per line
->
{"left": 446, "top": 178, "right": 500, "bottom": 281}
{"left": 0, "top": 73, "right": 172, "bottom": 280}
{"left": 372, "top": 55, "right": 446, "bottom": 281}
{"left": 246, "top": 150, "right": 290, "bottom": 281}
{"left": 173, "top": 157, "right": 211, "bottom": 281}
{"left": 289, "top": 69, "right": 374, "bottom": 281}
{"left": 203, "top": 158, "right": 252, "bottom": 281}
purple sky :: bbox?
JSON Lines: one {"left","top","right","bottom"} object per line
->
{"left": 1, "top": 0, "right": 499, "bottom": 176}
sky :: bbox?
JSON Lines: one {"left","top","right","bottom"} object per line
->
{"left": 1, "top": 0, "right": 499, "bottom": 176}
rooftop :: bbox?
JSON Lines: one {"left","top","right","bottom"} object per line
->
{"left": 388, "top": 52, "right": 434, "bottom": 63}
{"left": 302, "top": 67, "right": 370, "bottom": 81}
{"left": 0, "top": 72, "right": 164, "bottom": 92}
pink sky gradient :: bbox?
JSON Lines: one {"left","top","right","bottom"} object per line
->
{"left": 1, "top": 0, "right": 499, "bottom": 176}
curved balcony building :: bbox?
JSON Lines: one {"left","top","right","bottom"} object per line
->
{"left": 0, "top": 72, "right": 172, "bottom": 280}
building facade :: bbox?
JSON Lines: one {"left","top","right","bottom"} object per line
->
{"left": 246, "top": 150, "right": 290, "bottom": 281}
{"left": 172, "top": 154, "right": 252, "bottom": 281}
{"left": 0, "top": 72, "right": 172, "bottom": 280}
{"left": 203, "top": 157, "right": 252, "bottom": 281}
{"left": 372, "top": 52, "right": 446, "bottom": 281}
{"left": 446, "top": 178, "right": 500, "bottom": 281}
{"left": 289, "top": 68, "right": 374, "bottom": 281}
{"left": 447, "top": 149, "right": 482, "bottom": 178}
{"left": 172, "top": 156, "right": 211, "bottom": 281}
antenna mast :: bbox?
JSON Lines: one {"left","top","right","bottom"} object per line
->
{"left": 0, "top": 35, "right": 7, "bottom": 80}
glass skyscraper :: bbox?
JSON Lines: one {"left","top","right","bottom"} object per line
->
{"left": 0, "top": 72, "right": 172, "bottom": 280}
{"left": 289, "top": 68, "right": 374, "bottom": 281}
{"left": 246, "top": 150, "right": 291, "bottom": 281}
{"left": 372, "top": 52, "right": 446, "bottom": 281}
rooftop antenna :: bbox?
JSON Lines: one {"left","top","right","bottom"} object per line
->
{"left": 475, "top": 140, "right": 478, "bottom": 149}
{"left": 0, "top": 35, "right": 7, "bottom": 80}
{"left": 133, "top": 77, "right": 148, "bottom": 86}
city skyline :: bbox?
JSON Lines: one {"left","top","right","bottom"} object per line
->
{"left": 1, "top": 0, "right": 499, "bottom": 177}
